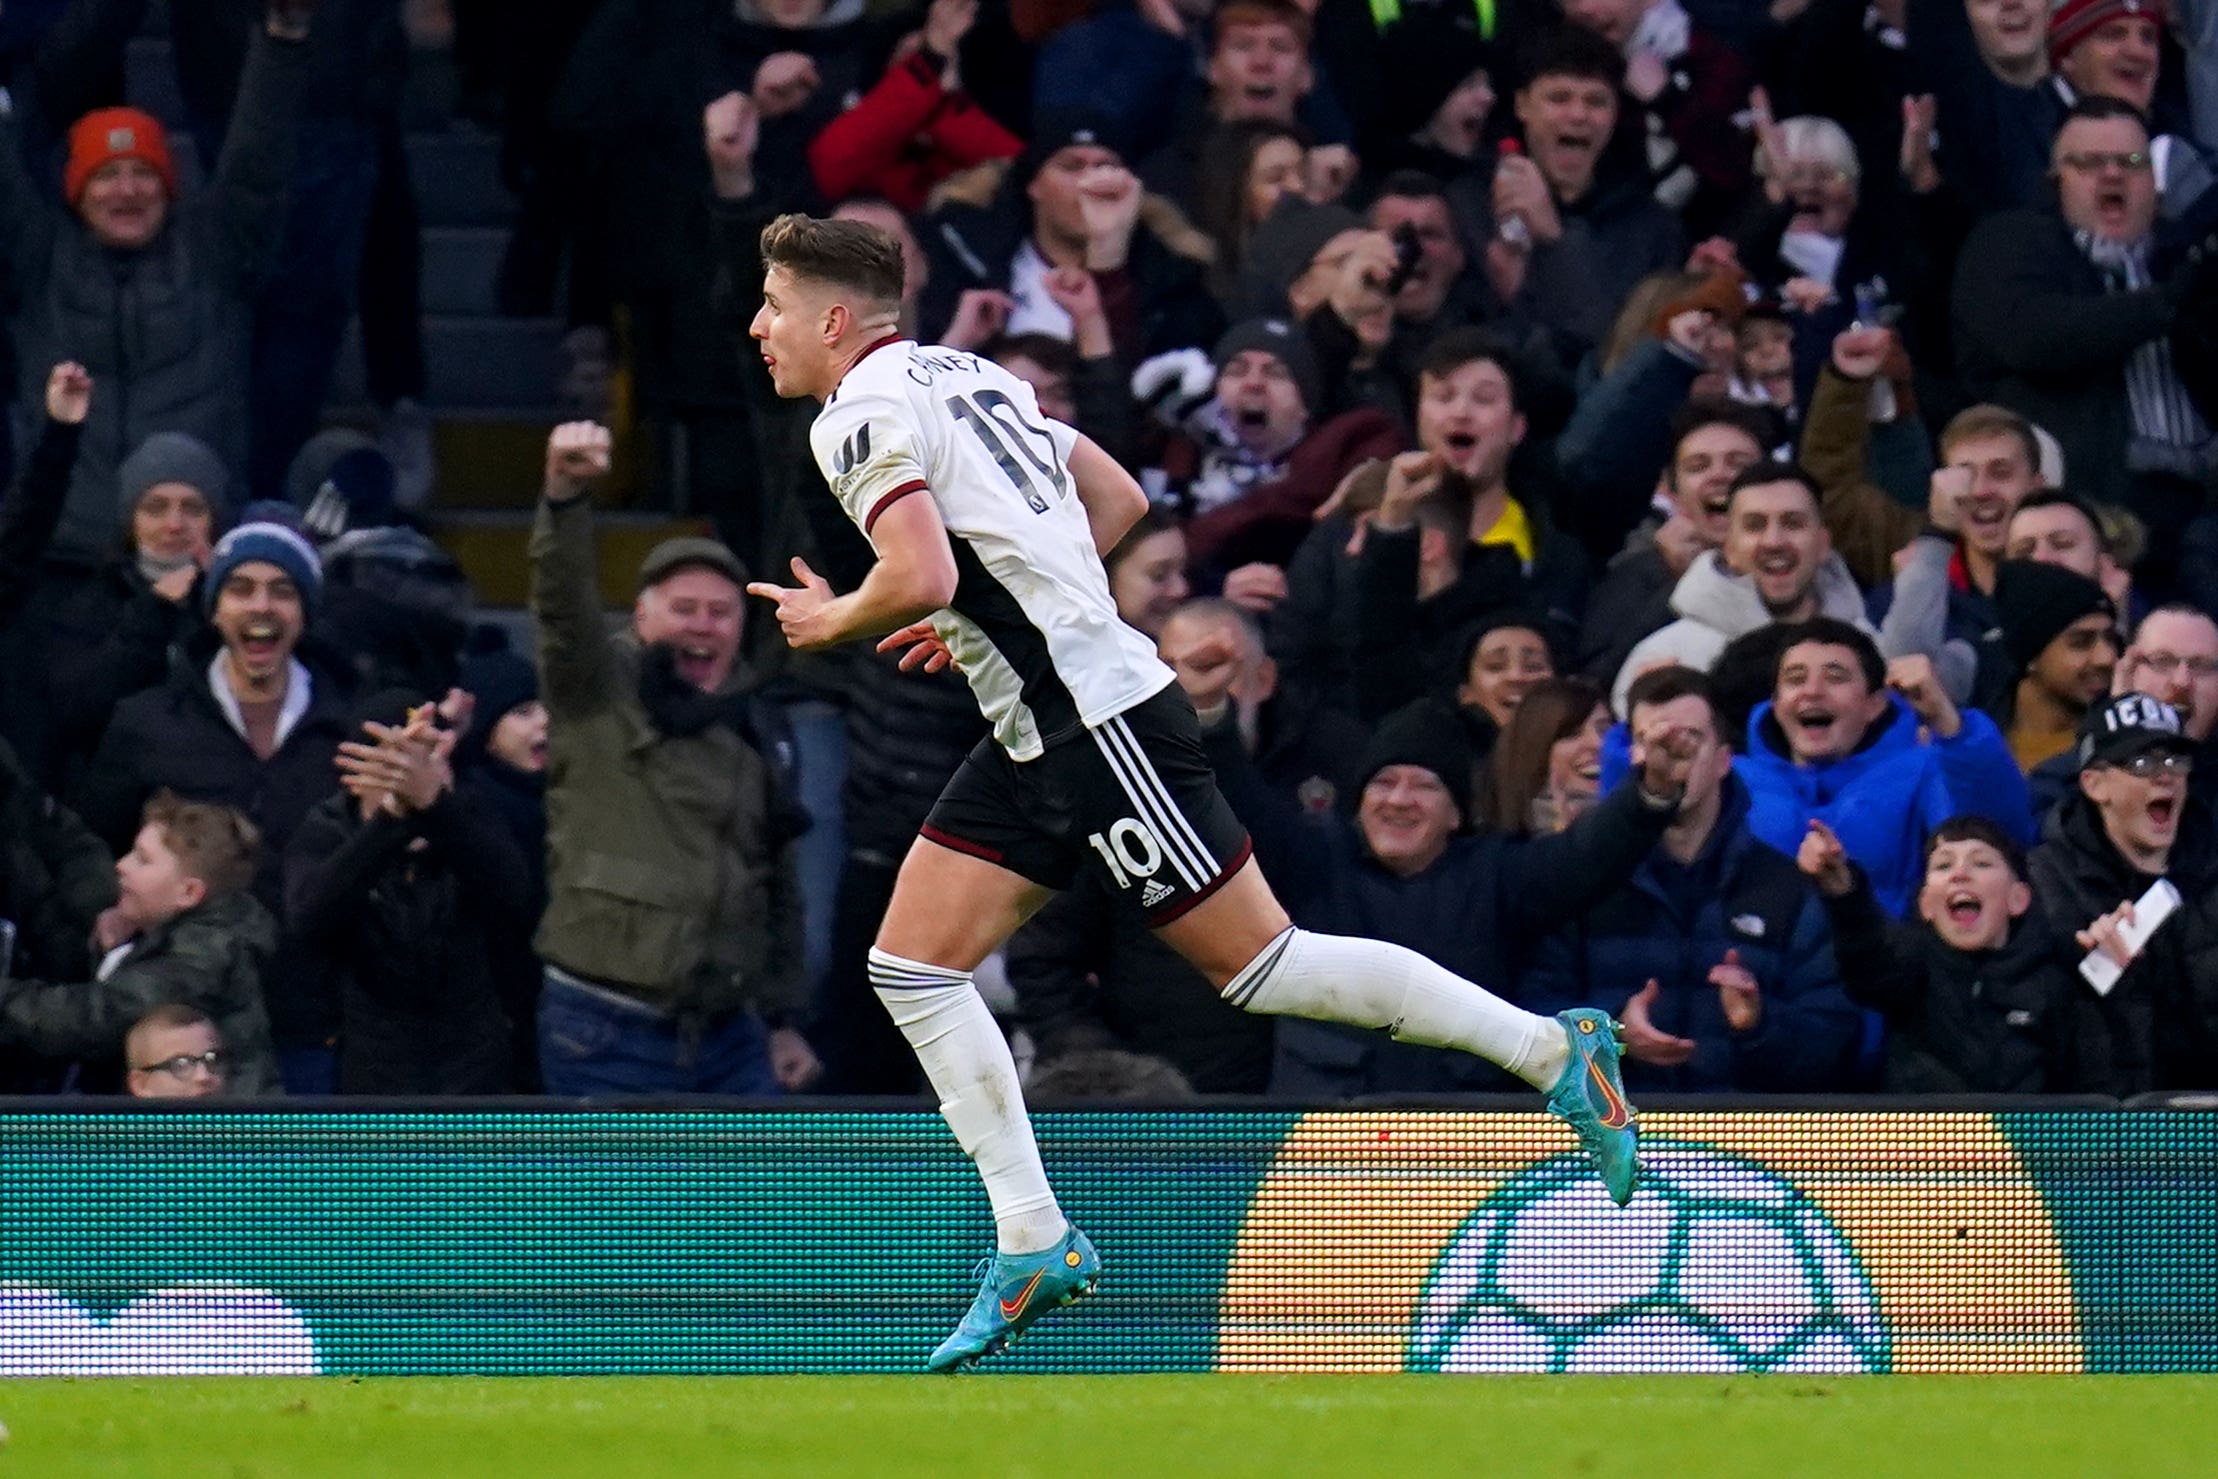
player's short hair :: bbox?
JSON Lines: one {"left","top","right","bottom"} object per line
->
{"left": 1725, "top": 458, "right": 1822, "bottom": 513}
{"left": 1771, "top": 617, "right": 1886, "bottom": 695}
{"left": 1416, "top": 327, "right": 1524, "bottom": 411}
{"left": 143, "top": 790, "right": 259, "bottom": 901}
{"left": 1938, "top": 404, "right": 2041, "bottom": 473}
{"left": 1625, "top": 665, "right": 1726, "bottom": 742}
{"left": 1667, "top": 398, "right": 1773, "bottom": 474}
{"left": 759, "top": 213, "right": 906, "bottom": 308}
{"left": 1925, "top": 815, "right": 2028, "bottom": 879}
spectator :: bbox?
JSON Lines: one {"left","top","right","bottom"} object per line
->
{"left": 2049, "top": 0, "right": 2167, "bottom": 124}
{"left": 2087, "top": 606, "right": 2218, "bottom": 816}
{"left": 1364, "top": 172, "right": 1484, "bottom": 372}
{"left": 1988, "top": 560, "right": 2120, "bottom": 772}
{"left": 1736, "top": 620, "right": 2033, "bottom": 916}
{"left": 75, "top": 517, "right": 347, "bottom": 1088}
{"left": 806, "top": 0, "right": 1023, "bottom": 213}
{"left": 1577, "top": 398, "right": 1767, "bottom": 682}
{"left": 1801, "top": 814, "right": 2077, "bottom": 1091}
{"left": 1446, "top": 612, "right": 1561, "bottom": 773}
{"left": 0, "top": 4, "right": 308, "bottom": 563}
{"left": 1524, "top": 666, "right": 1860, "bottom": 1093}
{"left": 0, "top": 792, "right": 280, "bottom": 1094}
{"left": 0, "top": 732, "right": 115, "bottom": 1092}
{"left": 1612, "top": 461, "right": 1871, "bottom": 717}
{"left": 2031, "top": 692, "right": 2218, "bottom": 1093}
{"left": 1562, "top": 0, "right": 1753, "bottom": 233}
{"left": 285, "top": 693, "right": 535, "bottom": 1095}
{"left": 453, "top": 648, "right": 550, "bottom": 1089}
{"left": 1481, "top": 676, "right": 1611, "bottom": 835}
{"left": 1363, "top": 36, "right": 1497, "bottom": 182}
{"left": 1230, "top": 195, "right": 1406, "bottom": 414}
{"left": 1832, "top": 391, "right": 2044, "bottom": 682}
{"left": 1209, "top": 695, "right": 1691, "bottom": 1096}
{"left": 1138, "top": 0, "right": 1330, "bottom": 207}
{"left": 1953, "top": 98, "right": 2218, "bottom": 554}
{"left": 530, "top": 423, "right": 815, "bottom": 1096}
{"left": 1136, "top": 317, "right": 1400, "bottom": 570}
{"left": 1105, "top": 510, "right": 1193, "bottom": 640}
{"left": 1913, "top": 0, "right": 2064, "bottom": 216}
{"left": 1447, "top": 27, "right": 1685, "bottom": 361}
{"left": 1190, "top": 119, "right": 1311, "bottom": 311}
{"left": 123, "top": 1003, "right": 230, "bottom": 1100}
{"left": 918, "top": 111, "right": 1221, "bottom": 362}
{"left": 1275, "top": 331, "right": 1587, "bottom": 717}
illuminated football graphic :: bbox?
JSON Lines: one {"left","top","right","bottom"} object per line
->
{"left": 1406, "top": 1143, "right": 1890, "bottom": 1374}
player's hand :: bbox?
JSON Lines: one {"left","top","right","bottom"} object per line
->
{"left": 1375, "top": 450, "right": 1445, "bottom": 531}
{"left": 1162, "top": 625, "right": 1242, "bottom": 720}
{"left": 1629, "top": 718, "right": 1702, "bottom": 807}
{"left": 1489, "top": 152, "right": 1561, "bottom": 243}
{"left": 1795, "top": 818, "right": 1855, "bottom": 898}
{"left": 1886, "top": 653, "right": 1960, "bottom": 739}
{"left": 2077, "top": 901, "right": 2138, "bottom": 967}
{"left": 1220, "top": 562, "right": 1288, "bottom": 614}
{"left": 747, "top": 556, "right": 841, "bottom": 649}
{"left": 93, "top": 904, "right": 136, "bottom": 953}
{"left": 1926, "top": 464, "right": 1972, "bottom": 534}
{"left": 1077, "top": 163, "right": 1143, "bottom": 271}
{"left": 941, "top": 288, "right": 1013, "bottom": 351}
{"left": 543, "top": 421, "right": 612, "bottom": 503}
{"left": 1620, "top": 980, "right": 1697, "bottom": 1066}
{"left": 876, "top": 619, "right": 956, "bottom": 674}
{"left": 1830, "top": 325, "right": 1893, "bottom": 382}
{"left": 703, "top": 92, "right": 760, "bottom": 198}
{"left": 769, "top": 1026, "right": 824, "bottom": 1091}
{"left": 44, "top": 361, "right": 92, "bottom": 424}
{"left": 752, "top": 51, "right": 820, "bottom": 119}
{"left": 1710, "top": 949, "right": 1762, "bottom": 1032}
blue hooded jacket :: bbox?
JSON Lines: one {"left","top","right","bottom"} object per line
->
{"left": 1734, "top": 694, "right": 2032, "bottom": 917}
{"left": 1602, "top": 693, "right": 2033, "bottom": 918}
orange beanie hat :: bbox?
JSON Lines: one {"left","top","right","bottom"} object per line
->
{"left": 64, "top": 108, "right": 178, "bottom": 206}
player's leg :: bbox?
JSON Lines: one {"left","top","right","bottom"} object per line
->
{"left": 1150, "top": 859, "right": 1571, "bottom": 1090}
{"left": 871, "top": 833, "right": 1067, "bottom": 1256}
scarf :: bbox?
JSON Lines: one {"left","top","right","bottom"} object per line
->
{"left": 2078, "top": 230, "right": 2213, "bottom": 458}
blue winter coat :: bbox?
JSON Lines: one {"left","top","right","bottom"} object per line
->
{"left": 1519, "top": 777, "right": 1860, "bottom": 1094}
{"left": 1735, "top": 694, "right": 2032, "bottom": 917}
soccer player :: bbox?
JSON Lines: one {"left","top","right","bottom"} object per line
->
{"left": 742, "top": 214, "right": 1688, "bottom": 1372}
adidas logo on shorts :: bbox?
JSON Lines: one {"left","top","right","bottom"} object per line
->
{"left": 1141, "top": 880, "right": 1174, "bottom": 909}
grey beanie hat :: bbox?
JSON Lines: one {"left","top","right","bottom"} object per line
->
{"left": 117, "top": 431, "right": 231, "bottom": 524}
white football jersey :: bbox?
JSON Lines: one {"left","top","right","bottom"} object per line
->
{"left": 811, "top": 340, "right": 1174, "bottom": 760}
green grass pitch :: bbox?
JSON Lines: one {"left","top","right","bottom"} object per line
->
{"left": 6, "top": 1375, "right": 2216, "bottom": 1478}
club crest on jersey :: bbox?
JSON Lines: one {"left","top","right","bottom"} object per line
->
{"left": 832, "top": 423, "right": 871, "bottom": 476}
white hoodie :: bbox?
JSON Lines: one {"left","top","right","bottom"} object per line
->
{"left": 1610, "top": 549, "right": 1874, "bottom": 715}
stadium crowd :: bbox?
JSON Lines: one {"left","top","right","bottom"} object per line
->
{"left": 0, "top": 0, "right": 2214, "bottom": 1102}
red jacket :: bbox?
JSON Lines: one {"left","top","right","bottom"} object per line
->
{"left": 808, "top": 53, "right": 1022, "bottom": 212}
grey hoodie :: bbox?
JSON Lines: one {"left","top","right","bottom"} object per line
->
{"left": 1611, "top": 549, "right": 1874, "bottom": 714}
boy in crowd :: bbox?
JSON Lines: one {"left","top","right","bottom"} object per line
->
{"left": 1799, "top": 815, "right": 2076, "bottom": 1092}
{"left": 0, "top": 793, "right": 279, "bottom": 1093}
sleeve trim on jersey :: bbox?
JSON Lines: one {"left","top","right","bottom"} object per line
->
{"left": 863, "top": 480, "right": 929, "bottom": 535}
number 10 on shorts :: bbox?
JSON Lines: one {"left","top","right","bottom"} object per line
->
{"left": 1087, "top": 818, "right": 1164, "bottom": 891}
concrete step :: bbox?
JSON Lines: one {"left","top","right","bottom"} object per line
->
{"left": 420, "top": 225, "right": 508, "bottom": 317}
{"left": 407, "top": 128, "right": 512, "bottom": 228}
{"left": 330, "top": 313, "right": 564, "bottom": 411}
{"left": 435, "top": 509, "right": 711, "bottom": 609}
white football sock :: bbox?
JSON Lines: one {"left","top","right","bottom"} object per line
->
{"left": 1223, "top": 927, "right": 1570, "bottom": 1090}
{"left": 870, "top": 948, "right": 1067, "bottom": 1255}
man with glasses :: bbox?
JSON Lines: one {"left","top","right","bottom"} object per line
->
{"left": 2031, "top": 692, "right": 2218, "bottom": 1093}
{"left": 2035, "top": 605, "right": 2218, "bottom": 816}
{"left": 1954, "top": 96, "right": 2218, "bottom": 559}
{"left": 125, "top": 1005, "right": 229, "bottom": 1100}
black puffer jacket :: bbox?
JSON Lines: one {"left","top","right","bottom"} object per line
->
{"left": 284, "top": 789, "right": 535, "bottom": 1094}
{"left": 73, "top": 639, "right": 351, "bottom": 1048}
{"left": 1823, "top": 867, "right": 2077, "bottom": 1093}
{"left": 2030, "top": 794, "right": 2218, "bottom": 1095}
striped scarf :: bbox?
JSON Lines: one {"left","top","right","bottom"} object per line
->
{"left": 2077, "top": 230, "right": 2213, "bottom": 462}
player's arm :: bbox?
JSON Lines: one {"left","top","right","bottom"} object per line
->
{"left": 1068, "top": 432, "right": 1148, "bottom": 558}
{"left": 748, "top": 491, "right": 959, "bottom": 650}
